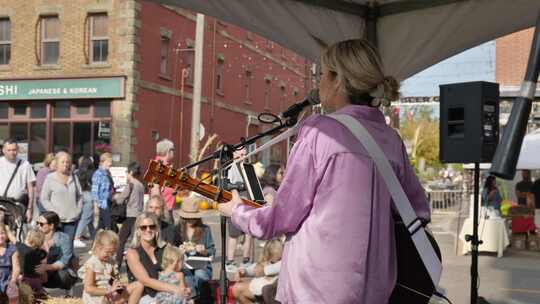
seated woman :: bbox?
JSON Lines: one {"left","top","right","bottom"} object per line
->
{"left": 35, "top": 211, "right": 78, "bottom": 290}
{"left": 126, "top": 212, "right": 185, "bottom": 304}
{"left": 173, "top": 197, "right": 215, "bottom": 298}
{"left": 232, "top": 239, "right": 283, "bottom": 304}
{"left": 0, "top": 225, "right": 20, "bottom": 304}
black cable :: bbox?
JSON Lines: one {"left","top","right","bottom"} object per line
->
{"left": 434, "top": 291, "right": 454, "bottom": 304}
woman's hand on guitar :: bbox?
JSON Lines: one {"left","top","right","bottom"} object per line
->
{"left": 218, "top": 189, "right": 241, "bottom": 217}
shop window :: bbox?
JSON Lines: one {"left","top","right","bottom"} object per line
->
{"left": 94, "top": 121, "right": 111, "bottom": 158}
{"left": 40, "top": 16, "right": 60, "bottom": 65}
{"left": 73, "top": 122, "right": 92, "bottom": 161}
{"left": 10, "top": 123, "right": 28, "bottom": 142}
{"left": 75, "top": 103, "right": 91, "bottom": 116}
{"left": 53, "top": 101, "right": 70, "bottom": 118}
{"left": 53, "top": 122, "right": 70, "bottom": 152}
{"left": 13, "top": 104, "right": 27, "bottom": 116}
{"left": 94, "top": 101, "right": 111, "bottom": 117}
{"left": 29, "top": 123, "right": 46, "bottom": 162}
{"left": 89, "top": 14, "right": 108, "bottom": 63}
{"left": 160, "top": 36, "right": 169, "bottom": 75}
{"left": 0, "top": 18, "right": 11, "bottom": 65}
{"left": 30, "top": 103, "right": 46, "bottom": 118}
{"left": 0, "top": 124, "right": 8, "bottom": 142}
{"left": 0, "top": 103, "right": 7, "bottom": 119}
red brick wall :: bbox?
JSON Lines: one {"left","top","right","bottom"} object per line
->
{"left": 135, "top": 1, "right": 311, "bottom": 169}
{"left": 496, "top": 28, "right": 534, "bottom": 86}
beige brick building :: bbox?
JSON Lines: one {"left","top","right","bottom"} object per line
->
{"left": 0, "top": 0, "right": 138, "bottom": 164}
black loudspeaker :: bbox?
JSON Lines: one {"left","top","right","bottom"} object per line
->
{"left": 440, "top": 81, "right": 500, "bottom": 163}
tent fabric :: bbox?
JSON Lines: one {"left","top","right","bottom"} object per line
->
{"left": 156, "top": 0, "right": 540, "bottom": 80}
{"left": 517, "top": 130, "right": 540, "bottom": 170}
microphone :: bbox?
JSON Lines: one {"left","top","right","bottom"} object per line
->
{"left": 281, "top": 89, "right": 320, "bottom": 119}
{"left": 490, "top": 11, "right": 540, "bottom": 179}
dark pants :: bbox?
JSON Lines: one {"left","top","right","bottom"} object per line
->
{"left": 116, "top": 217, "right": 136, "bottom": 267}
{"left": 262, "top": 281, "right": 280, "bottom": 304}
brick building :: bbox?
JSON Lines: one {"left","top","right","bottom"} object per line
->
{"left": 496, "top": 28, "right": 540, "bottom": 127}
{"left": 0, "top": 0, "right": 312, "bottom": 168}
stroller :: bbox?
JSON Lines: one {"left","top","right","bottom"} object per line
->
{"left": 0, "top": 197, "right": 26, "bottom": 242}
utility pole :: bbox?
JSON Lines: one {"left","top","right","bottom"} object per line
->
{"left": 190, "top": 13, "right": 204, "bottom": 164}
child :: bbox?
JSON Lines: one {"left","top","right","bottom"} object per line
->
{"left": 78, "top": 230, "right": 143, "bottom": 304}
{"left": 0, "top": 224, "right": 19, "bottom": 304}
{"left": 155, "top": 245, "right": 191, "bottom": 304}
{"left": 232, "top": 239, "right": 283, "bottom": 304}
{"left": 16, "top": 229, "right": 47, "bottom": 298}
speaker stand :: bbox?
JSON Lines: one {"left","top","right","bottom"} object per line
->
{"left": 464, "top": 163, "right": 490, "bottom": 304}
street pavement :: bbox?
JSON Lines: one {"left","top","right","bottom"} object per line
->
{"left": 431, "top": 214, "right": 540, "bottom": 304}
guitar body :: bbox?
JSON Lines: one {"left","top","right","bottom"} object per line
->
{"left": 389, "top": 222, "right": 442, "bottom": 304}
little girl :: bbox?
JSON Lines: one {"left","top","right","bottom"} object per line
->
{"left": 0, "top": 225, "right": 19, "bottom": 304}
{"left": 17, "top": 229, "right": 47, "bottom": 298}
{"left": 78, "top": 230, "right": 143, "bottom": 304}
{"left": 155, "top": 245, "right": 191, "bottom": 304}
{"left": 232, "top": 239, "right": 283, "bottom": 303}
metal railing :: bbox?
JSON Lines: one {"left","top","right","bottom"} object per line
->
{"left": 427, "top": 189, "right": 468, "bottom": 214}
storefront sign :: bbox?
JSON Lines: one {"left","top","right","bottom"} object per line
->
{"left": 0, "top": 77, "right": 125, "bottom": 100}
{"left": 110, "top": 167, "right": 128, "bottom": 192}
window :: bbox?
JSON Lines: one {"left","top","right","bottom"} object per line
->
{"left": 264, "top": 79, "right": 272, "bottom": 110}
{"left": 0, "top": 101, "right": 111, "bottom": 163}
{"left": 243, "top": 70, "right": 252, "bottom": 102}
{"left": 185, "top": 50, "right": 194, "bottom": 85}
{"left": 41, "top": 16, "right": 60, "bottom": 65}
{"left": 216, "top": 61, "right": 224, "bottom": 95}
{"left": 0, "top": 19, "right": 11, "bottom": 65}
{"left": 89, "top": 14, "right": 108, "bottom": 63}
{"left": 160, "top": 36, "right": 169, "bottom": 75}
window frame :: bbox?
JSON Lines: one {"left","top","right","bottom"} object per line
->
{"left": 89, "top": 13, "right": 109, "bottom": 64}
{"left": 0, "top": 18, "right": 11, "bottom": 65}
{"left": 40, "top": 15, "right": 60, "bottom": 65}
{"left": 160, "top": 36, "right": 170, "bottom": 76}
{"left": 215, "top": 60, "right": 224, "bottom": 96}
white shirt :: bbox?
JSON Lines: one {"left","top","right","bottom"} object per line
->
{"left": 227, "top": 163, "right": 244, "bottom": 184}
{"left": 0, "top": 156, "right": 36, "bottom": 200}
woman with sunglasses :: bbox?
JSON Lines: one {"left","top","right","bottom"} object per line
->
{"left": 126, "top": 212, "right": 185, "bottom": 304}
{"left": 35, "top": 211, "right": 77, "bottom": 291}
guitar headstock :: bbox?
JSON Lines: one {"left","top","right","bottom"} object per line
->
{"left": 143, "top": 160, "right": 191, "bottom": 194}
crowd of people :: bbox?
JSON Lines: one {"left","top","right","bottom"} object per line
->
{"left": 0, "top": 137, "right": 285, "bottom": 304}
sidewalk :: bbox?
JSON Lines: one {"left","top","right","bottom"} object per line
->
{"left": 432, "top": 213, "right": 540, "bottom": 304}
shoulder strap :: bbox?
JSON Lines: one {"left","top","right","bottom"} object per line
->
{"left": 3, "top": 159, "right": 22, "bottom": 198}
{"left": 327, "top": 113, "right": 442, "bottom": 287}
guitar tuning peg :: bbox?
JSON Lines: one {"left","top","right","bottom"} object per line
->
{"left": 152, "top": 177, "right": 160, "bottom": 185}
{"left": 168, "top": 167, "right": 177, "bottom": 177}
{"left": 157, "top": 161, "right": 165, "bottom": 173}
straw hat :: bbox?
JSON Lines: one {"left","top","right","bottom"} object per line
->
{"left": 177, "top": 197, "right": 206, "bottom": 219}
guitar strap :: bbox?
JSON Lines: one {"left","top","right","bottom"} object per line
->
{"left": 327, "top": 113, "right": 442, "bottom": 288}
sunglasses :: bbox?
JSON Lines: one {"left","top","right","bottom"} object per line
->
{"left": 36, "top": 222, "right": 49, "bottom": 227}
{"left": 139, "top": 224, "right": 157, "bottom": 231}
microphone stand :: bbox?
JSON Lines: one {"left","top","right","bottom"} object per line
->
{"left": 182, "top": 115, "right": 299, "bottom": 304}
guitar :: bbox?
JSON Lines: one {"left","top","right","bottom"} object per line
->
{"left": 143, "top": 160, "right": 264, "bottom": 208}
{"left": 144, "top": 160, "right": 441, "bottom": 303}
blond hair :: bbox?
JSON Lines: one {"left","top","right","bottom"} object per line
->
{"left": 261, "top": 239, "right": 283, "bottom": 263}
{"left": 100, "top": 152, "right": 112, "bottom": 164}
{"left": 25, "top": 229, "right": 45, "bottom": 248}
{"left": 92, "top": 229, "right": 119, "bottom": 252}
{"left": 130, "top": 212, "right": 165, "bottom": 248}
{"left": 161, "top": 245, "right": 184, "bottom": 270}
{"left": 321, "top": 39, "right": 399, "bottom": 104}
{"left": 42, "top": 153, "right": 55, "bottom": 168}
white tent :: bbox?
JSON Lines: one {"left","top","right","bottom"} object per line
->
{"left": 156, "top": 0, "right": 540, "bottom": 80}
{"left": 517, "top": 129, "right": 540, "bottom": 169}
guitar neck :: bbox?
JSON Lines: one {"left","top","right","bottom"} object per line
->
{"left": 143, "top": 160, "right": 262, "bottom": 208}
{"left": 188, "top": 183, "right": 262, "bottom": 208}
